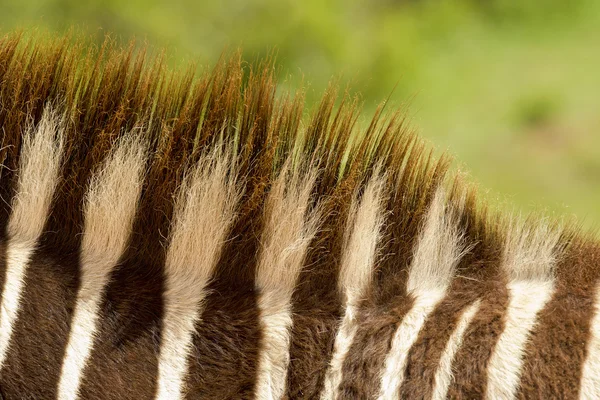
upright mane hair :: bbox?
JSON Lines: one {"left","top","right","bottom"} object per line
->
{"left": 0, "top": 31, "right": 599, "bottom": 400}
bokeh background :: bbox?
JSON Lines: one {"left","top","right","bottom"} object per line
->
{"left": 2, "top": 0, "right": 600, "bottom": 228}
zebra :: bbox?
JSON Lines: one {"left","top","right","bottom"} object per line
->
{"left": 0, "top": 32, "right": 599, "bottom": 400}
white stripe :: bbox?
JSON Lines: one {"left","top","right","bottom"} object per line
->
{"left": 321, "top": 172, "right": 386, "bottom": 400}
{"left": 0, "top": 242, "right": 36, "bottom": 367}
{"left": 320, "top": 305, "right": 360, "bottom": 400}
{"left": 579, "top": 284, "right": 600, "bottom": 399}
{"left": 485, "top": 280, "right": 554, "bottom": 400}
{"left": 485, "top": 221, "right": 560, "bottom": 400}
{"left": 0, "top": 109, "right": 64, "bottom": 369}
{"left": 431, "top": 299, "right": 481, "bottom": 400}
{"left": 255, "top": 298, "right": 294, "bottom": 400}
{"left": 255, "top": 163, "right": 319, "bottom": 400}
{"left": 378, "top": 189, "right": 466, "bottom": 400}
{"left": 156, "top": 149, "right": 238, "bottom": 400}
{"left": 157, "top": 310, "right": 200, "bottom": 400}
{"left": 58, "top": 136, "right": 147, "bottom": 400}
{"left": 58, "top": 280, "right": 108, "bottom": 400}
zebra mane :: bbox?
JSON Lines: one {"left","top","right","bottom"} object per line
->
{"left": 0, "top": 32, "right": 500, "bottom": 261}
{"left": 1, "top": 31, "right": 599, "bottom": 398}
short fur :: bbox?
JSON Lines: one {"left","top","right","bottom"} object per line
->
{"left": 581, "top": 284, "right": 600, "bottom": 399}
{"left": 0, "top": 32, "right": 599, "bottom": 400}
{"left": 431, "top": 299, "right": 481, "bottom": 400}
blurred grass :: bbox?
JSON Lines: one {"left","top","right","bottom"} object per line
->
{"left": 1, "top": 0, "right": 600, "bottom": 229}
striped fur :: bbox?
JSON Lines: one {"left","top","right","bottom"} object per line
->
{"left": 0, "top": 32, "right": 599, "bottom": 400}
{"left": 431, "top": 299, "right": 481, "bottom": 400}
{"left": 320, "top": 171, "right": 386, "bottom": 400}
{"left": 157, "top": 147, "right": 239, "bottom": 399}
{"left": 58, "top": 134, "right": 147, "bottom": 400}
{"left": 254, "top": 162, "right": 320, "bottom": 399}
{"left": 486, "top": 221, "right": 562, "bottom": 399}
{"left": 378, "top": 189, "right": 467, "bottom": 400}
{"left": 0, "top": 109, "right": 64, "bottom": 369}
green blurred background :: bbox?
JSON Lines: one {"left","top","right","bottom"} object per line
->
{"left": 2, "top": 0, "right": 600, "bottom": 228}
